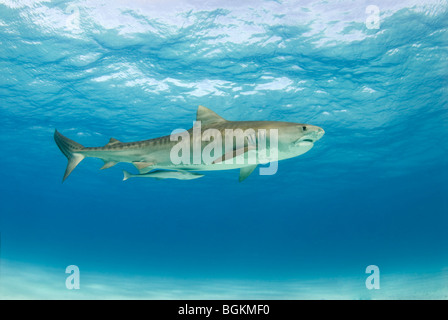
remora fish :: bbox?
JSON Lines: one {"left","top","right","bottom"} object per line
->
{"left": 122, "top": 170, "right": 204, "bottom": 181}
{"left": 54, "top": 105, "right": 324, "bottom": 182}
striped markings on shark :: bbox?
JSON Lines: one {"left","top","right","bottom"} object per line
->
{"left": 54, "top": 106, "right": 324, "bottom": 182}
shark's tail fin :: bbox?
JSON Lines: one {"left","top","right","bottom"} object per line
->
{"left": 54, "top": 130, "right": 85, "bottom": 182}
{"left": 123, "top": 170, "right": 132, "bottom": 181}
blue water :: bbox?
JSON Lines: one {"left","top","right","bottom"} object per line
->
{"left": 0, "top": 0, "right": 447, "bottom": 299}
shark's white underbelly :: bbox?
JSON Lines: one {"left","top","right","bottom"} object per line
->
{"left": 140, "top": 142, "right": 314, "bottom": 172}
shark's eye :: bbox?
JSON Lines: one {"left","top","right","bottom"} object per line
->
{"left": 302, "top": 126, "right": 307, "bottom": 131}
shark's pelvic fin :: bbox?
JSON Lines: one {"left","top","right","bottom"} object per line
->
{"left": 100, "top": 161, "right": 118, "bottom": 170}
{"left": 54, "top": 130, "right": 85, "bottom": 182}
{"left": 133, "top": 161, "right": 154, "bottom": 170}
{"left": 239, "top": 165, "right": 257, "bottom": 182}
{"left": 196, "top": 105, "right": 227, "bottom": 125}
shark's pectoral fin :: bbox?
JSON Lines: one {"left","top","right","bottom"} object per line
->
{"left": 100, "top": 161, "right": 117, "bottom": 170}
{"left": 133, "top": 161, "right": 154, "bottom": 171}
{"left": 212, "top": 145, "right": 256, "bottom": 164}
{"left": 239, "top": 165, "right": 257, "bottom": 182}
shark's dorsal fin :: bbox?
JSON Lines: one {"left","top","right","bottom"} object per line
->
{"left": 196, "top": 105, "right": 227, "bottom": 125}
{"left": 105, "top": 138, "right": 121, "bottom": 147}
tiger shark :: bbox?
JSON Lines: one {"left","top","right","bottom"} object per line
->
{"left": 54, "top": 105, "right": 324, "bottom": 182}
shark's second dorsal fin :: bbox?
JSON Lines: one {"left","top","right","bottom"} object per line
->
{"left": 196, "top": 105, "right": 227, "bottom": 125}
{"left": 105, "top": 138, "right": 121, "bottom": 147}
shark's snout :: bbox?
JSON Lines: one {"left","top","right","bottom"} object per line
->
{"left": 316, "top": 127, "right": 325, "bottom": 140}
{"left": 304, "top": 126, "right": 325, "bottom": 142}
{"left": 294, "top": 126, "right": 324, "bottom": 147}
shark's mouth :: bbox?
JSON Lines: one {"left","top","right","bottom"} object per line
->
{"left": 295, "top": 138, "right": 314, "bottom": 147}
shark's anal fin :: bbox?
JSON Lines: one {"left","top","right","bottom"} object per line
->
{"left": 239, "top": 165, "right": 257, "bottom": 182}
{"left": 196, "top": 105, "right": 228, "bottom": 125}
{"left": 212, "top": 145, "right": 256, "bottom": 164}
{"left": 100, "top": 161, "right": 118, "bottom": 170}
